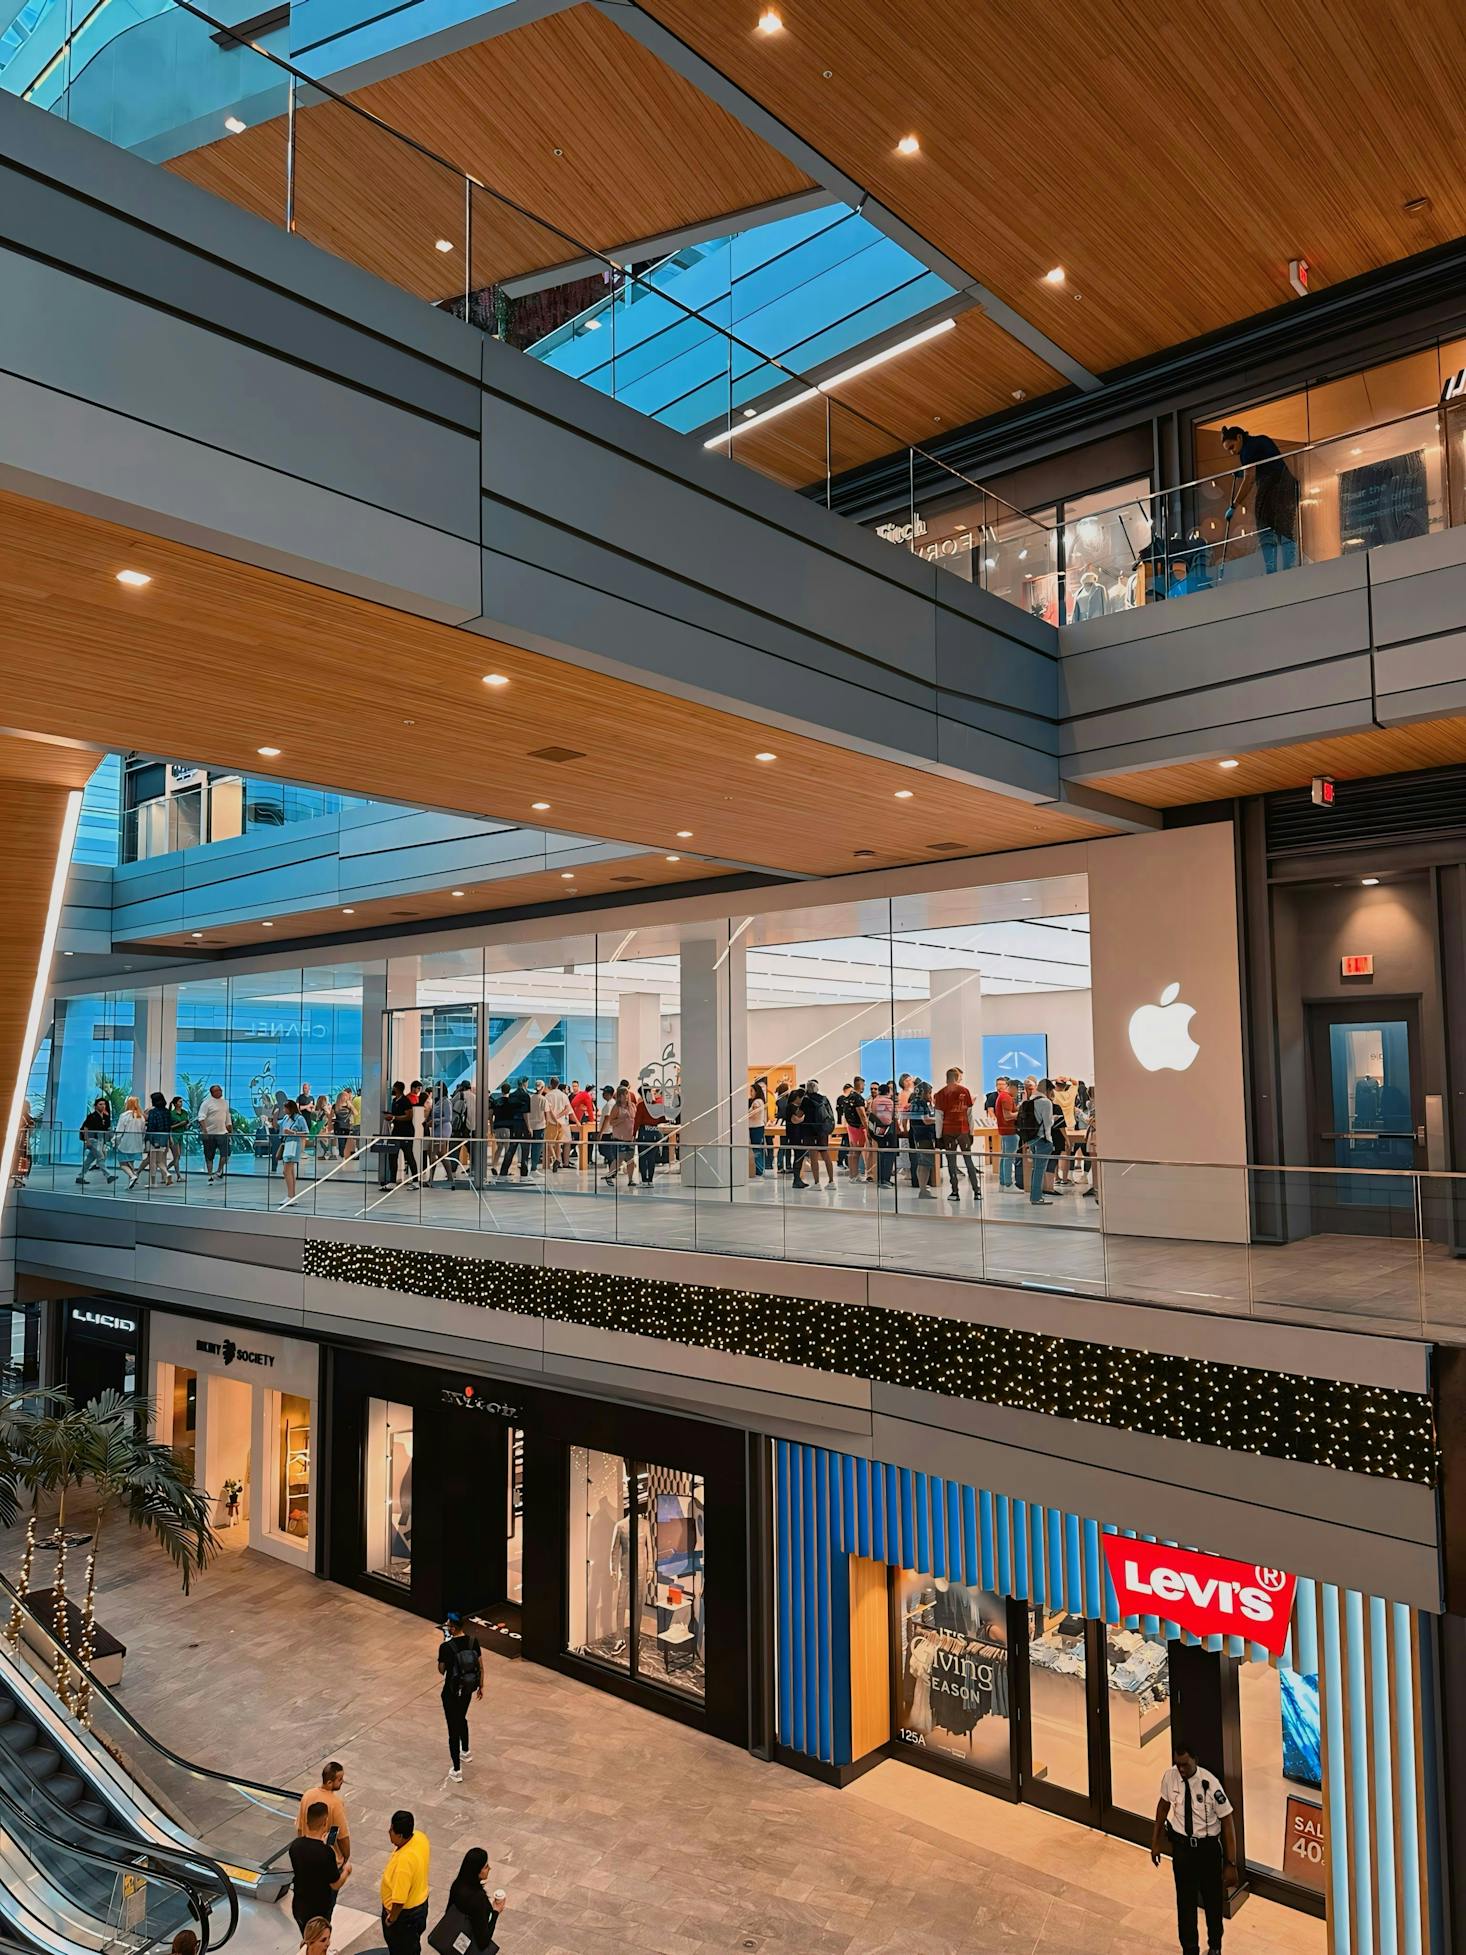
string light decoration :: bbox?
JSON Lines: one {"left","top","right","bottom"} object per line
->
{"left": 5, "top": 1512, "right": 36, "bottom": 1647}
{"left": 303, "top": 1240, "right": 1437, "bottom": 1484}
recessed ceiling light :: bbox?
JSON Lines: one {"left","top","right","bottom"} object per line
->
{"left": 561, "top": 872, "right": 575, "bottom": 880}
{"left": 742, "top": 407, "right": 757, "bottom": 419}
{"left": 262, "top": 920, "right": 274, "bottom": 927}
{"left": 1017, "top": 548, "right": 1029, "bottom": 561}
{"left": 342, "top": 908, "right": 355, "bottom": 914}
{"left": 191, "top": 931, "right": 203, "bottom": 939}
{"left": 1218, "top": 758, "right": 1240, "bottom": 769}
{"left": 1043, "top": 266, "right": 1066, "bottom": 285}
{"left": 665, "top": 854, "right": 681, "bottom": 862}
{"left": 224, "top": 115, "right": 247, "bottom": 134}
{"left": 1350, "top": 446, "right": 1363, "bottom": 456}
{"left": 434, "top": 238, "right": 454, "bottom": 253}
{"left": 452, "top": 889, "right": 465, "bottom": 897}
{"left": 676, "top": 830, "right": 693, "bottom": 838}
{"left": 62, "top": 950, "right": 74, "bottom": 956}
{"left": 755, "top": 751, "right": 777, "bottom": 762}
{"left": 756, "top": 7, "right": 782, "bottom": 30}
{"left": 482, "top": 672, "right": 509, "bottom": 687}
{"left": 894, "top": 789, "right": 914, "bottom": 799}
{"left": 532, "top": 801, "right": 551, "bottom": 811}
{"left": 984, "top": 556, "right": 996, "bottom": 569}
{"left": 896, "top": 134, "right": 920, "bottom": 155}
{"left": 256, "top": 745, "right": 282, "bottom": 757}
{"left": 116, "top": 569, "right": 151, "bottom": 587}
{"left": 584, "top": 318, "right": 602, "bottom": 332}
{"left": 1361, "top": 876, "right": 1380, "bottom": 886}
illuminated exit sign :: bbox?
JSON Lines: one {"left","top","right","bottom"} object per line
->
{"left": 1341, "top": 954, "right": 1374, "bottom": 977}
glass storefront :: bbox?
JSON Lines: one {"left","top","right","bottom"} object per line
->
{"left": 278, "top": 1393, "right": 312, "bottom": 1541}
{"left": 1241, "top": 1661, "right": 1326, "bottom": 1893}
{"left": 567, "top": 1450, "right": 705, "bottom": 1704}
{"left": 1104, "top": 1622, "right": 1171, "bottom": 1819}
{"left": 365, "top": 1399, "right": 414, "bottom": 1588}
{"left": 892, "top": 1569, "right": 1011, "bottom": 1780}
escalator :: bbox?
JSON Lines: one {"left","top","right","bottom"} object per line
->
{"left": 0, "top": 1570, "right": 298, "bottom": 1904}
{"left": 0, "top": 1764, "right": 222, "bottom": 1955}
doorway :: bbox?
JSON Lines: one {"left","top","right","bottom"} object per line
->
{"left": 1305, "top": 998, "right": 1423, "bottom": 1233}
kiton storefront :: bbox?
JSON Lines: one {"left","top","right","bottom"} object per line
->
{"left": 149, "top": 1313, "right": 318, "bottom": 1567}
{"left": 774, "top": 1444, "right": 1446, "bottom": 1947}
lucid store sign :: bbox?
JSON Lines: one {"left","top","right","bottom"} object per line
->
{"left": 69, "top": 1306, "right": 138, "bottom": 1340}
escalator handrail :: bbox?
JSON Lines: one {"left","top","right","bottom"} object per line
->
{"left": 0, "top": 1570, "right": 302, "bottom": 1816}
{"left": 0, "top": 1763, "right": 219, "bottom": 1955}
{"left": 0, "top": 1681, "right": 241, "bottom": 1953}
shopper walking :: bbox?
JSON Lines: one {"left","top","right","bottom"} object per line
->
{"left": 802, "top": 1079, "right": 836, "bottom": 1186}
{"left": 747, "top": 1078, "right": 768, "bottom": 1177}
{"left": 933, "top": 1068, "right": 980, "bottom": 1201}
{"left": 430, "top": 1848, "right": 504, "bottom": 1955}
{"left": 906, "top": 1077, "right": 939, "bottom": 1196}
{"left": 143, "top": 1092, "right": 175, "bottom": 1189}
{"left": 1014, "top": 1076, "right": 1039, "bottom": 1191}
{"left": 543, "top": 1078, "right": 570, "bottom": 1169}
{"left": 382, "top": 1082, "right": 413, "bottom": 1187}
{"left": 333, "top": 1089, "right": 358, "bottom": 1164}
{"left": 288, "top": 1799, "right": 352, "bottom": 1935}
{"left": 1150, "top": 1738, "right": 1236, "bottom": 1955}
{"left": 868, "top": 1081, "right": 898, "bottom": 1187}
{"left": 198, "top": 1083, "right": 231, "bottom": 1183}
{"left": 844, "top": 1077, "right": 869, "bottom": 1182}
{"left": 299, "top": 1918, "right": 333, "bottom": 1955}
{"left": 437, "top": 1614, "right": 484, "bottom": 1782}
{"left": 296, "top": 1761, "right": 351, "bottom": 1868}
{"left": 114, "top": 1095, "right": 145, "bottom": 1189}
{"left": 380, "top": 1811, "right": 430, "bottom": 1955}
{"left": 598, "top": 1085, "right": 637, "bottom": 1189}
{"left": 76, "top": 1097, "right": 116, "bottom": 1185}
{"left": 166, "top": 1094, "right": 189, "bottom": 1180}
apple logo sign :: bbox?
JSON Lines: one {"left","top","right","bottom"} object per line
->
{"left": 1128, "top": 982, "right": 1200, "bottom": 1073}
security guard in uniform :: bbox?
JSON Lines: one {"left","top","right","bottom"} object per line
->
{"left": 1149, "top": 1738, "right": 1238, "bottom": 1955}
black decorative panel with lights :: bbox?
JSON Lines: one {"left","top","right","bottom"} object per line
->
{"left": 302, "top": 1240, "right": 1436, "bottom": 1485}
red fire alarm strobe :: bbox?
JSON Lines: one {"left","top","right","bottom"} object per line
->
{"left": 1289, "top": 258, "right": 1310, "bottom": 297}
{"left": 1310, "top": 775, "right": 1336, "bottom": 807}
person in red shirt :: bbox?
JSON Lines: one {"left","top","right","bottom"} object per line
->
{"left": 932, "top": 1066, "right": 980, "bottom": 1202}
{"left": 993, "top": 1074, "right": 1019, "bottom": 1190}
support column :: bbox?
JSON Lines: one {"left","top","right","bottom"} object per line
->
{"left": 133, "top": 989, "right": 178, "bottom": 1100}
{"left": 678, "top": 933, "right": 747, "bottom": 1188}
{"left": 927, "top": 967, "right": 983, "bottom": 1086}
{"left": 616, "top": 990, "right": 663, "bottom": 1090}
{"left": 360, "top": 960, "right": 417, "bottom": 1137}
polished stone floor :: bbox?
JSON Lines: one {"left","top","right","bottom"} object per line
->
{"left": 26, "top": 1149, "right": 1466, "bottom": 1338}
{"left": 3, "top": 1514, "right": 1323, "bottom": 1955}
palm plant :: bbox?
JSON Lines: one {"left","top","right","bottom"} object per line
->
{"left": 3, "top": 1392, "right": 217, "bottom": 1722}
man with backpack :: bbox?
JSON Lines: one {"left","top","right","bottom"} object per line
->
{"left": 436, "top": 1613, "right": 484, "bottom": 1782}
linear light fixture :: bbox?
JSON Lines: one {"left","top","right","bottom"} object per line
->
{"left": 3, "top": 790, "right": 81, "bottom": 1208}
{"left": 704, "top": 317, "right": 957, "bottom": 449}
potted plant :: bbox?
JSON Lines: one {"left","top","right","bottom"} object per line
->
{"left": 220, "top": 1477, "right": 245, "bottom": 1527}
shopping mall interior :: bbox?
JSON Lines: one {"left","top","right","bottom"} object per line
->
{"left": 3, "top": 3, "right": 1466, "bottom": 1952}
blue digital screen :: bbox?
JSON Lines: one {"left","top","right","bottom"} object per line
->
{"left": 981, "top": 1033, "right": 1048, "bottom": 1095}
{"left": 859, "top": 1037, "right": 931, "bottom": 1084}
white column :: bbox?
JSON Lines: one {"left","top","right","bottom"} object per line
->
{"left": 133, "top": 990, "right": 177, "bottom": 1099}
{"left": 678, "top": 934, "right": 747, "bottom": 1187}
{"left": 927, "top": 967, "right": 983, "bottom": 1086}
{"left": 616, "top": 990, "right": 663, "bottom": 1089}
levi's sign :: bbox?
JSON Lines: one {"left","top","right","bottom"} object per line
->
{"left": 1100, "top": 1538, "right": 1296, "bottom": 1656}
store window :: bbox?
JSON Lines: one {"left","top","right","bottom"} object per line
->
{"left": 566, "top": 1450, "right": 705, "bottom": 1704}
{"left": 891, "top": 1570, "right": 1011, "bottom": 1781}
{"left": 0, "top": 1304, "right": 40, "bottom": 1394}
{"left": 365, "top": 1399, "right": 414, "bottom": 1587}
{"left": 278, "top": 1393, "right": 311, "bottom": 1541}
{"left": 1027, "top": 1604, "right": 1090, "bottom": 1798}
{"left": 1105, "top": 1623, "right": 1171, "bottom": 1817}
{"left": 170, "top": 1367, "right": 198, "bottom": 1479}
{"left": 1240, "top": 1661, "right": 1326, "bottom": 1894}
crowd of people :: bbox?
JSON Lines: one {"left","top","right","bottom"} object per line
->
{"left": 285, "top": 1619, "right": 507, "bottom": 1955}
{"left": 55, "top": 1063, "right": 1096, "bottom": 1210}
{"left": 749, "top": 1068, "right": 1095, "bottom": 1203}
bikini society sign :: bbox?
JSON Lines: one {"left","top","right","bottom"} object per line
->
{"left": 1101, "top": 1538, "right": 1296, "bottom": 1656}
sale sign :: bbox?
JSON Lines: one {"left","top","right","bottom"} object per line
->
{"left": 1284, "top": 1796, "right": 1327, "bottom": 1893}
{"left": 1101, "top": 1537, "right": 1297, "bottom": 1656}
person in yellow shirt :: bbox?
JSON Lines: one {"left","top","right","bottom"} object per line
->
{"left": 380, "top": 1810, "right": 430, "bottom": 1955}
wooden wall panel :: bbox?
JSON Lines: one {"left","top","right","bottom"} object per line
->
{"left": 0, "top": 778, "right": 77, "bottom": 1141}
{"left": 848, "top": 1553, "right": 892, "bottom": 1760}
{"left": 1081, "top": 718, "right": 1466, "bottom": 807}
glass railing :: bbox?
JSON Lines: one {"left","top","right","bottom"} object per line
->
{"left": 7, "top": 0, "right": 1057, "bottom": 606}
{"left": 20, "top": 1124, "right": 1466, "bottom": 1336}
{"left": 0, "top": 1565, "right": 299, "bottom": 1880}
{"left": 121, "top": 777, "right": 367, "bottom": 862}
{"left": 1065, "top": 407, "right": 1448, "bottom": 619}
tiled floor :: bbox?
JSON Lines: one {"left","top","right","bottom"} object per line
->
{"left": 2, "top": 1513, "right": 1324, "bottom": 1955}
{"left": 25, "top": 1153, "right": 1466, "bottom": 1338}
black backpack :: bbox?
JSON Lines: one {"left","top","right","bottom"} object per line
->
{"left": 1016, "top": 1097, "right": 1039, "bottom": 1144}
{"left": 446, "top": 1636, "right": 482, "bottom": 1690}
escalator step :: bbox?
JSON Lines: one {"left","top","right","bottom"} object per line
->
{"left": 47, "top": 1775, "right": 85, "bottom": 1809}
{"left": 0, "top": 1721, "right": 37, "bottom": 1752}
{"left": 76, "top": 1800, "right": 109, "bottom": 1826}
{"left": 18, "top": 1746, "right": 59, "bottom": 1780}
{"left": 0, "top": 1699, "right": 15, "bottom": 1723}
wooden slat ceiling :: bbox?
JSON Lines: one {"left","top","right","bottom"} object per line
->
{"left": 0, "top": 777, "right": 78, "bottom": 1127}
{"left": 171, "top": 4, "right": 813, "bottom": 302}
{"left": 0, "top": 488, "right": 1106, "bottom": 881}
{"left": 1080, "top": 718, "right": 1466, "bottom": 808}
{"left": 124, "top": 853, "right": 742, "bottom": 950}
{"left": 638, "top": 0, "right": 1466, "bottom": 382}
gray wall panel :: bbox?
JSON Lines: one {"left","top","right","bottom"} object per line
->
{"left": 1063, "top": 656, "right": 1375, "bottom": 757}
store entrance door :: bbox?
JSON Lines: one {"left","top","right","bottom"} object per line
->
{"left": 437, "top": 1401, "right": 523, "bottom": 1656}
{"left": 1305, "top": 998, "right": 1424, "bottom": 1235}
{"left": 1016, "top": 1600, "right": 1104, "bottom": 1825}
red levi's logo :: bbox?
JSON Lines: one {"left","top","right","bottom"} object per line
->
{"left": 1101, "top": 1538, "right": 1297, "bottom": 1657}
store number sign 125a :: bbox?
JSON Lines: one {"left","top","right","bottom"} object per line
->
{"left": 1100, "top": 1538, "right": 1297, "bottom": 1656}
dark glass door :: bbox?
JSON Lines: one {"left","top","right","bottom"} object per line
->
{"left": 1306, "top": 999, "right": 1423, "bottom": 1233}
